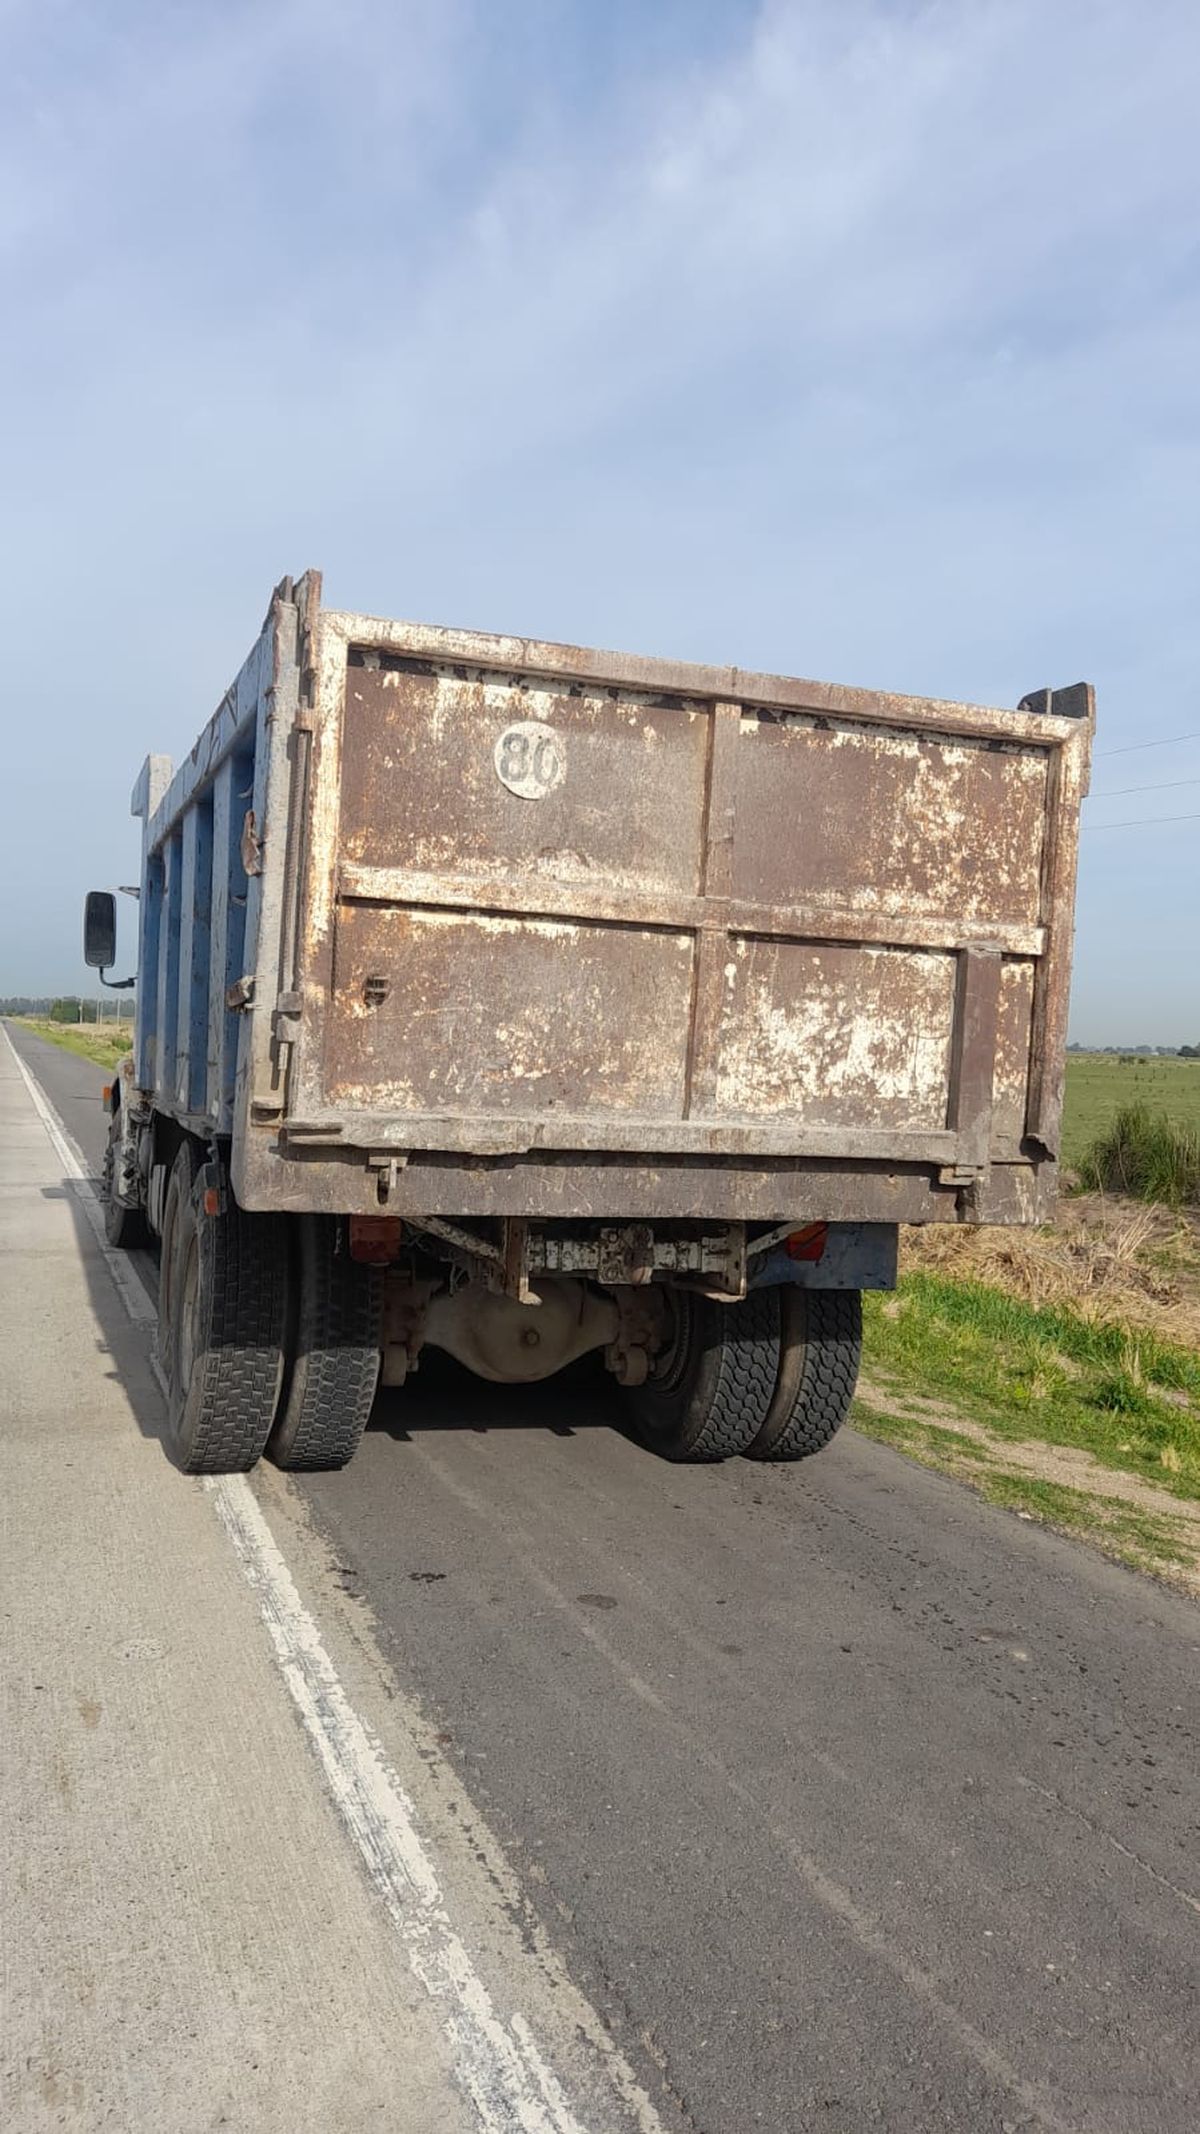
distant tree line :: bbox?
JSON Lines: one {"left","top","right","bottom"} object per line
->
{"left": 1, "top": 996, "right": 132, "bottom": 1022}
{"left": 1067, "top": 1041, "right": 1199, "bottom": 1058}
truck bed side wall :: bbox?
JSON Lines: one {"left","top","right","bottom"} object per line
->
{"left": 131, "top": 584, "right": 307, "bottom": 1141}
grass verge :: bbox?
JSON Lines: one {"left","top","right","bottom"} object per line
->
{"left": 862, "top": 1273, "right": 1200, "bottom": 1502}
{"left": 13, "top": 1017, "right": 132, "bottom": 1071}
{"left": 853, "top": 1397, "right": 1195, "bottom": 1582}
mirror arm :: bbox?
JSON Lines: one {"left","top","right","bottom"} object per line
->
{"left": 99, "top": 970, "right": 137, "bottom": 991}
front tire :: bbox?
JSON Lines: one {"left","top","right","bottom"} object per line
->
{"left": 101, "top": 1110, "right": 148, "bottom": 1249}
{"left": 626, "top": 1288, "right": 780, "bottom": 1462}
{"left": 161, "top": 1146, "right": 288, "bottom": 1474}
{"left": 743, "top": 1288, "right": 862, "bottom": 1462}
{"left": 267, "top": 1216, "right": 383, "bottom": 1471}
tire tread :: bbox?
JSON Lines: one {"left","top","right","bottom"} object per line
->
{"left": 164, "top": 1147, "right": 287, "bottom": 1475}
{"left": 745, "top": 1289, "right": 861, "bottom": 1462}
{"left": 102, "top": 1120, "right": 149, "bottom": 1250}
{"left": 629, "top": 1288, "right": 781, "bottom": 1464}
{"left": 268, "top": 1218, "right": 382, "bottom": 1471}
{"left": 680, "top": 1287, "right": 781, "bottom": 1463}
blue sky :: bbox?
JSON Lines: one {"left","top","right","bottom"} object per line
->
{"left": 2, "top": 0, "right": 1197, "bottom": 1040}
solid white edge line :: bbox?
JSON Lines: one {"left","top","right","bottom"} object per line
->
{"left": 206, "top": 1474, "right": 587, "bottom": 2134}
{"left": 2, "top": 1025, "right": 665, "bottom": 2134}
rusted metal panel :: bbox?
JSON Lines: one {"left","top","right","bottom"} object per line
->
{"left": 234, "top": 582, "right": 306, "bottom": 1132}
{"left": 710, "top": 940, "right": 957, "bottom": 1127}
{"left": 273, "top": 599, "right": 1094, "bottom": 1221}
{"left": 685, "top": 700, "right": 744, "bottom": 1117}
{"left": 1022, "top": 688, "right": 1094, "bottom": 1156}
{"left": 232, "top": 1134, "right": 1056, "bottom": 1227}
{"left": 944, "top": 948, "right": 1003, "bottom": 1165}
{"left": 731, "top": 718, "right": 1047, "bottom": 926}
{"left": 991, "top": 958, "right": 1037, "bottom": 1157}
{"left": 325, "top": 903, "right": 693, "bottom": 1118}
{"left": 335, "top": 863, "right": 1046, "bottom": 957}
{"left": 132, "top": 578, "right": 309, "bottom": 1137}
{"left": 339, "top": 662, "right": 709, "bottom": 898}
{"left": 315, "top": 607, "right": 1085, "bottom": 752}
{"left": 281, "top": 1111, "right": 963, "bottom": 1161}
{"left": 136, "top": 573, "right": 1088, "bottom": 1231}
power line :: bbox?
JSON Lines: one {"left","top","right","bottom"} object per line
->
{"left": 1084, "top": 811, "right": 1200, "bottom": 830}
{"left": 1086, "top": 775, "right": 1200, "bottom": 800}
{"left": 1096, "top": 730, "right": 1200, "bottom": 758}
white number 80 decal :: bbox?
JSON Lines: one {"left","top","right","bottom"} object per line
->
{"left": 493, "top": 720, "right": 566, "bottom": 799}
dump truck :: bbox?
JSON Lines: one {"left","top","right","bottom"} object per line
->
{"left": 84, "top": 573, "right": 1092, "bottom": 1475}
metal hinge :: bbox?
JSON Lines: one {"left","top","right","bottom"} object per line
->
{"left": 271, "top": 990, "right": 302, "bottom": 1040}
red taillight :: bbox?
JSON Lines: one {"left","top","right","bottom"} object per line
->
{"left": 349, "top": 1215, "right": 404, "bottom": 1264}
{"left": 785, "top": 1223, "right": 828, "bottom": 1262}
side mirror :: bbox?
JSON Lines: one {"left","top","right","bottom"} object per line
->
{"left": 84, "top": 890, "right": 117, "bottom": 970}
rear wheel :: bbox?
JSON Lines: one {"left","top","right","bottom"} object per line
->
{"left": 267, "top": 1216, "right": 383, "bottom": 1471}
{"left": 743, "top": 1288, "right": 862, "bottom": 1462}
{"left": 101, "top": 1109, "right": 148, "bottom": 1249}
{"left": 161, "top": 1145, "right": 288, "bottom": 1474}
{"left": 626, "top": 1288, "right": 780, "bottom": 1462}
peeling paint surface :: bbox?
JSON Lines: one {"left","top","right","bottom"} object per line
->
{"left": 732, "top": 720, "right": 1047, "bottom": 924}
{"left": 992, "top": 959, "right": 1037, "bottom": 1154}
{"left": 273, "top": 609, "right": 1092, "bottom": 1214}
{"left": 338, "top": 664, "right": 708, "bottom": 901}
{"left": 712, "top": 943, "right": 956, "bottom": 1126}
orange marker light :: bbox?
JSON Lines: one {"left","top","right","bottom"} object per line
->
{"left": 785, "top": 1223, "right": 828, "bottom": 1262}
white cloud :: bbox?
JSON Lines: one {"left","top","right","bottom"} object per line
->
{"left": 1, "top": 0, "right": 1197, "bottom": 1034}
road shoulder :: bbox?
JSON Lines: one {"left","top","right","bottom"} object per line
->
{"left": 0, "top": 1031, "right": 471, "bottom": 2133}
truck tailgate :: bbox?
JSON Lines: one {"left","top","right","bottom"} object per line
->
{"left": 286, "top": 607, "right": 1090, "bottom": 1180}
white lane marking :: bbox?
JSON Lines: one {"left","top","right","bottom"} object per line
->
{"left": 2, "top": 1026, "right": 663, "bottom": 2134}
{"left": 207, "top": 1475, "right": 587, "bottom": 2134}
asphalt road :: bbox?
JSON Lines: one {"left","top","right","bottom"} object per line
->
{"left": 9, "top": 1021, "right": 1200, "bottom": 2134}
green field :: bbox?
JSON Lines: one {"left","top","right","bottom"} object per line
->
{"left": 1061, "top": 1054, "right": 1200, "bottom": 1170}
{"left": 861, "top": 1274, "right": 1200, "bottom": 1501}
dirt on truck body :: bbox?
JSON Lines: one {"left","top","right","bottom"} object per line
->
{"left": 86, "top": 571, "right": 1092, "bottom": 1476}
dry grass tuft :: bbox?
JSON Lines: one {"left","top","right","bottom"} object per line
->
{"left": 902, "top": 1200, "right": 1200, "bottom": 1352}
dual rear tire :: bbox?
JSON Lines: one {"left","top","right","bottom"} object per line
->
{"left": 627, "top": 1285, "right": 861, "bottom": 1466}
{"left": 157, "top": 1143, "right": 381, "bottom": 1476}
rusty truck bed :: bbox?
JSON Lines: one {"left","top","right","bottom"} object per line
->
{"left": 131, "top": 574, "right": 1091, "bottom": 1226}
